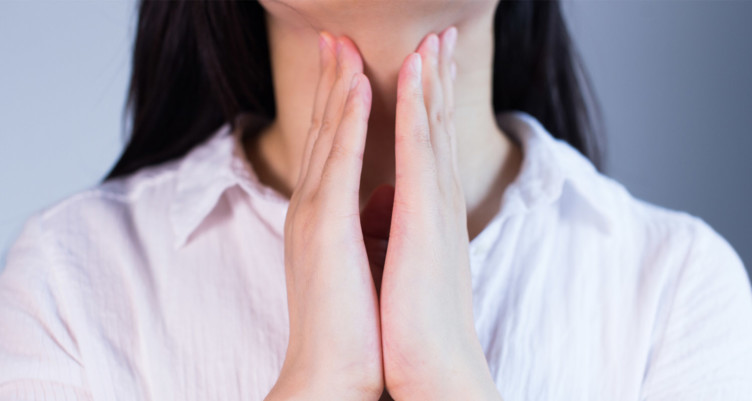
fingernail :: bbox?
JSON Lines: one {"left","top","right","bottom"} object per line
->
{"left": 447, "top": 26, "right": 458, "bottom": 56}
{"left": 428, "top": 34, "right": 439, "bottom": 56}
{"left": 412, "top": 53, "right": 422, "bottom": 78}
{"left": 336, "top": 38, "right": 343, "bottom": 57}
{"left": 350, "top": 73, "right": 360, "bottom": 91}
{"left": 318, "top": 32, "right": 326, "bottom": 51}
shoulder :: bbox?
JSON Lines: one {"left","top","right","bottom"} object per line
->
{"left": 572, "top": 170, "right": 752, "bottom": 399}
{"left": 3, "top": 158, "right": 183, "bottom": 275}
{"left": 499, "top": 111, "right": 728, "bottom": 256}
{"left": 554, "top": 133, "right": 751, "bottom": 319}
{"left": 0, "top": 162, "right": 185, "bottom": 398}
{"left": 603, "top": 185, "right": 752, "bottom": 399}
{"left": 51, "top": 157, "right": 180, "bottom": 223}
{"left": 549, "top": 136, "right": 752, "bottom": 395}
{"left": 549, "top": 132, "right": 740, "bottom": 265}
{"left": 37, "top": 157, "right": 182, "bottom": 228}
{"left": 495, "top": 111, "right": 746, "bottom": 283}
{"left": 0, "top": 159, "right": 184, "bottom": 346}
{"left": 598, "top": 174, "right": 718, "bottom": 258}
{"left": 521, "top": 121, "right": 749, "bottom": 308}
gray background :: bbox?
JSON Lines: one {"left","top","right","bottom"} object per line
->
{"left": 1, "top": 1, "right": 750, "bottom": 278}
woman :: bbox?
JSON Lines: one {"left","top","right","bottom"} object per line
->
{"left": 1, "top": 0, "right": 750, "bottom": 400}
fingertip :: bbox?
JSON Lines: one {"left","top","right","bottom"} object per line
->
{"left": 319, "top": 31, "right": 336, "bottom": 56}
{"left": 318, "top": 32, "right": 336, "bottom": 73}
{"left": 409, "top": 53, "right": 422, "bottom": 76}
{"left": 359, "top": 74, "right": 372, "bottom": 105}
{"left": 336, "top": 36, "right": 344, "bottom": 55}
{"left": 438, "top": 28, "right": 457, "bottom": 71}
{"left": 320, "top": 31, "right": 334, "bottom": 49}
{"left": 427, "top": 34, "right": 439, "bottom": 56}
{"left": 446, "top": 26, "right": 458, "bottom": 55}
{"left": 349, "top": 73, "right": 368, "bottom": 93}
{"left": 418, "top": 33, "right": 439, "bottom": 52}
{"left": 412, "top": 53, "right": 423, "bottom": 82}
{"left": 348, "top": 73, "right": 372, "bottom": 117}
{"left": 349, "top": 73, "right": 361, "bottom": 91}
{"left": 397, "top": 53, "right": 423, "bottom": 102}
{"left": 338, "top": 36, "right": 364, "bottom": 72}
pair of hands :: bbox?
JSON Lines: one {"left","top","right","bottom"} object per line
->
{"left": 266, "top": 27, "right": 501, "bottom": 401}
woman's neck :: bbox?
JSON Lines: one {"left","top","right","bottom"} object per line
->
{"left": 245, "top": 4, "right": 522, "bottom": 239}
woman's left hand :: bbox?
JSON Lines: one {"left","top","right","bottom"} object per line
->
{"left": 378, "top": 27, "right": 503, "bottom": 401}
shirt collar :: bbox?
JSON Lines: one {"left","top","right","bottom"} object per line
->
{"left": 169, "top": 114, "right": 283, "bottom": 250}
{"left": 169, "top": 110, "right": 612, "bottom": 250}
{"left": 494, "top": 111, "right": 613, "bottom": 233}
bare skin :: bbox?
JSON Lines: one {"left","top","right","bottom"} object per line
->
{"left": 247, "top": 0, "right": 522, "bottom": 241}
{"left": 255, "top": 1, "right": 520, "bottom": 400}
{"left": 264, "top": 36, "right": 383, "bottom": 400}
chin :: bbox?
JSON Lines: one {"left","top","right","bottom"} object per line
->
{"left": 259, "top": 0, "right": 498, "bottom": 33}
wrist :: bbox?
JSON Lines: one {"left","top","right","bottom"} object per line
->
{"left": 265, "top": 367, "right": 383, "bottom": 401}
{"left": 387, "top": 344, "right": 501, "bottom": 401}
{"left": 393, "top": 373, "right": 500, "bottom": 401}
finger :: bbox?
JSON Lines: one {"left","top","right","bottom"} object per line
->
{"left": 439, "top": 27, "right": 457, "bottom": 117}
{"left": 417, "top": 32, "right": 453, "bottom": 181}
{"left": 318, "top": 73, "right": 372, "bottom": 207}
{"left": 297, "top": 31, "right": 337, "bottom": 191}
{"left": 394, "top": 52, "right": 436, "bottom": 198}
{"left": 439, "top": 26, "right": 460, "bottom": 177}
{"left": 303, "top": 36, "right": 364, "bottom": 193}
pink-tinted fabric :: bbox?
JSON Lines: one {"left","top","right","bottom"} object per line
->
{"left": 2, "top": 111, "right": 751, "bottom": 400}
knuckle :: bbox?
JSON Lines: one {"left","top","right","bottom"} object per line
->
{"left": 319, "top": 118, "right": 334, "bottom": 135}
{"left": 452, "top": 176, "right": 463, "bottom": 196}
{"left": 395, "top": 123, "right": 431, "bottom": 149}
{"left": 310, "top": 116, "right": 322, "bottom": 132}
{"left": 414, "top": 124, "right": 432, "bottom": 146}
{"left": 330, "top": 139, "right": 363, "bottom": 164}
{"left": 449, "top": 181, "right": 465, "bottom": 211}
{"left": 288, "top": 190, "right": 301, "bottom": 207}
{"left": 426, "top": 162, "right": 440, "bottom": 182}
{"left": 344, "top": 96, "right": 366, "bottom": 122}
{"left": 323, "top": 58, "right": 336, "bottom": 75}
{"left": 292, "top": 175, "right": 309, "bottom": 196}
{"left": 319, "top": 165, "right": 338, "bottom": 189}
{"left": 295, "top": 213, "right": 316, "bottom": 240}
{"left": 297, "top": 192, "right": 319, "bottom": 219}
{"left": 431, "top": 109, "right": 443, "bottom": 125}
{"left": 327, "top": 141, "right": 350, "bottom": 162}
{"left": 342, "top": 99, "right": 360, "bottom": 122}
{"left": 397, "top": 85, "right": 422, "bottom": 105}
{"left": 322, "top": 162, "right": 344, "bottom": 182}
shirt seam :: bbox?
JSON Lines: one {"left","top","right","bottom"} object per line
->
{"left": 39, "top": 166, "right": 180, "bottom": 222}
{"left": 638, "top": 215, "right": 701, "bottom": 398}
{"left": 32, "top": 215, "right": 92, "bottom": 391}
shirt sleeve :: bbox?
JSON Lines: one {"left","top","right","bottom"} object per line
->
{"left": 0, "top": 214, "right": 93, "bottom": 401}
{"left": 640, "top": 218, "right": 752, "bottom": 400}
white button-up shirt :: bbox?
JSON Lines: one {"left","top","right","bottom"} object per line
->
{"left": 2, "top": 112, "right": 751, "bottom": 400}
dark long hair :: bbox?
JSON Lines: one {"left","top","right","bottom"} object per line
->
{"left": 103, "top": 0, "right": 602, "bottom": 181}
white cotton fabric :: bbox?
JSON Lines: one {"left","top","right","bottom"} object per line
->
{"left": 1, "top": 111, "right": 751, "bottom": 401}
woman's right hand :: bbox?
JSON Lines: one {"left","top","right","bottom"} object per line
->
{"left": 264, "top": 32, "right": 382, "bottom": 400}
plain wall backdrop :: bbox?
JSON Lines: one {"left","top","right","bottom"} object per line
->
{"left": 1, "top": 1, "right": 750, "bottom": 277}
